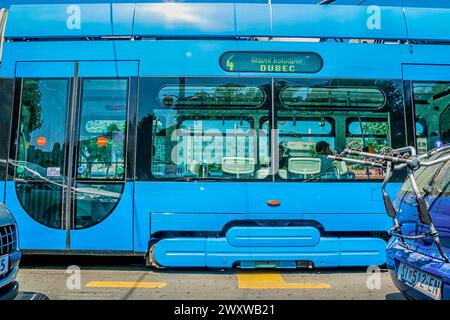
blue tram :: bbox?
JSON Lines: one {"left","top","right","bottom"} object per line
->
{"left": 0, "top": 2, "right": 449, "bottom": 268}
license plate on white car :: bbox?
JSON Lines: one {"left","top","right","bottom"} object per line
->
{"left": 0, "top": 254, "right": 9, "bottom": 276}
{"left": 397, "top": 262, "right": 442, "bottom": 300}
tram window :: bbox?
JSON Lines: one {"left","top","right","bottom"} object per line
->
{"left": 138, "top": 77, "right": 405, "bottom": 182}
{"left": 346, "top": 118, "right": 390, "bottom": 152}
{"left": 413, "top": 82, "right": 450, "bottom": 154}
{"left": 159, "top": 85, "right": 265, "bottom": 108}
{"left": 73, "top": 182, "right": 124, "bottom": 229}
{"left": 15, "top": 78, "right": 70, "bottom": 229}
{"left": 137, "top": 77, "right": 271, "bottom": 181}
{"left": 151, "top": 115, "right": 260, "bottom": 180}
{"left": 76, "top": 79, "right": 128, "bottom": 180}
{"left": 273, "top": 116, "right": 336, "bottom": 180}
{"left": 275, "top": 78, "right": 404, "bottom": 182}
{"left": 16, "top": 78, "right": 69, "bottom": 181}
{"left": 280, "top": 87, "right": 385, "bottom": 109}
{"left": 345, "top": 118, "right": 389, "bottom": 180}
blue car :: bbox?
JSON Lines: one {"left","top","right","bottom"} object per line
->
{"left": 386, "top": 148, "right": 450, "bottom": 300}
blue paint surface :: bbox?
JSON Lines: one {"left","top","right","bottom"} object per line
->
{"left": 153, "top": 236, "right": 387, "bottom": 268}
{"left": 4, "top": 3, "right": 450, "bottom": 41}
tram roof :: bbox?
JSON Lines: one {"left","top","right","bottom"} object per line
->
{"left": 3, "top": 2, "right": 450, "bottom": 42}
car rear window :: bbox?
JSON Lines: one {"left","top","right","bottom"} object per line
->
{"left": 433, "top": 162, "right": 450, "bottom": 197}
{"left": 400, "top": 151, "right": 449, "bottom": 194}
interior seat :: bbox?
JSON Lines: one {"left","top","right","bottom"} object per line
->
{"left": 222, "top": 157, "right": 255, "bottom": 178}
{"left": 287, "top": 158, "right": 321, "bottom": 179}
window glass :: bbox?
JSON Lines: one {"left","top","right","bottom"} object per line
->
{"left": 432, "top": 162, "right": 450, "bottom": 197}
{"left": 15, "top": 78, "right": 69, "bottom": 229}
{"left": 275, "top": 116, "right": 336, "bottom": 180}
{"left": 73, "top": 183, "right": 124, "bottom": 229}
{"left": 400, "top": 151, "right": 448, "bottom": 195}
{"left": 138, "top": 78, "right": 271, "bottom": 181}
{"left": 416, "top": 121, "right": 425, "bottom": 137}
{"left": 275, "top": 79, "right": 404, "bottom": 182}
{"left": 137, "top": 78, "right": 405, "bottom": 182}
{"left": 159, "top": 85, "right": 265, "bottom": 108}
{"left": 346, "top": 118, "right": 389, "bottom": 151}
{"left": 413, "top": 82, "right": 450, "bottom": 154}
{"left": 76, "top": 79, "right": 128, "bottom": 180}
{"left": 281, "top": 87, "right": 385, "bottom": 108}
{"left": 277, "top": 118, "right": 335, "bottom": 154}
{"left": 16, "top": 79, "right": 68, "bottom": 181}
{"left": 16, "top": 182, "right": 64, "bottom": 229}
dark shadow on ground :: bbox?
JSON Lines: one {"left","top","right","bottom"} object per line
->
{"left": 20, "top": 255, "right": 147, "bottom": 270}
{"left": 20, "top": 254, "right": 388, "bottom": 276}
{"left": 15, "top": 292, "right": 49, "bottom": 300}
{"left": 385, "top": 293, "right": 405, "bottom": 300}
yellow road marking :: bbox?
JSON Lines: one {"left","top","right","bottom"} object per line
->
{"left": 238, "top": 272, "right": 331, "bottom": 289}
{"left": 85, "top": 281, "right": 167, "bottom": 289}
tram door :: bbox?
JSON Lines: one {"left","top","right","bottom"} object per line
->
{"left": 7, "top": 61, "right": 138, "bottom": 252}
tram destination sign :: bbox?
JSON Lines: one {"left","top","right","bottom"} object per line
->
{"left": 220, "top": 51, "right": 323, "bottom": 74}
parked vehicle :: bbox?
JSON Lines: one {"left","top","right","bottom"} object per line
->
{"left": 0, "top": 203, "right": 21, "bottom": 300}
{"left": 387, "top": 147, "right": 449, "bottom": 300}
{"left": 331, "top": 143, "right": 450, "bottom": 300}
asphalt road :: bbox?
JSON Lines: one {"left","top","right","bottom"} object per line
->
{"left": 14, "top": 256, "right": 405, "bottom": 300}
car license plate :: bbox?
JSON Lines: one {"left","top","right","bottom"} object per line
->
{"left": 397, "top": 262, "right": 442, "bottom": 300}
{"left": 0, "top": 254, "right": 9, "bottom": 276}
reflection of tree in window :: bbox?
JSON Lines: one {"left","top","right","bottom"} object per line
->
{"left": 159, "top": 84, "right": 264, "bottom": 107}
{"left": 77, "top": 79, "right": 128, "bottom": 179}
{"left": 347, "top": 119, "right": 389, "bottom": 153}
{"left": 18, "top": 79, "right": 68, "bottom": 173}
{"left": 18, "top": 80, "right": 43, "bottom": 162}
{"left": 78, "top": 122, "right": 125, "bottom": 179}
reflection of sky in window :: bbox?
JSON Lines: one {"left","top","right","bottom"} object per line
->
{"left": 180, "top": 119, "right": 251, "bottom": 131}
{"left": 282, "top": 87, "right": 385, "bottom": 108}
{"left": 277, "top": 120, "right": 332, "bottom": 135}
{"left": 81, "top": 79, "right": 128, "bottom": 117}
{"left": 27, "top": 80, "right": 68, "bottom": 152}
{"left": 416, "top": 122, "right": 424, "bottom": 136}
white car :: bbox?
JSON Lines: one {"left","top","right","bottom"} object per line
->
{"left": 0, "top": 203, "right": 21, "bottom": 300}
